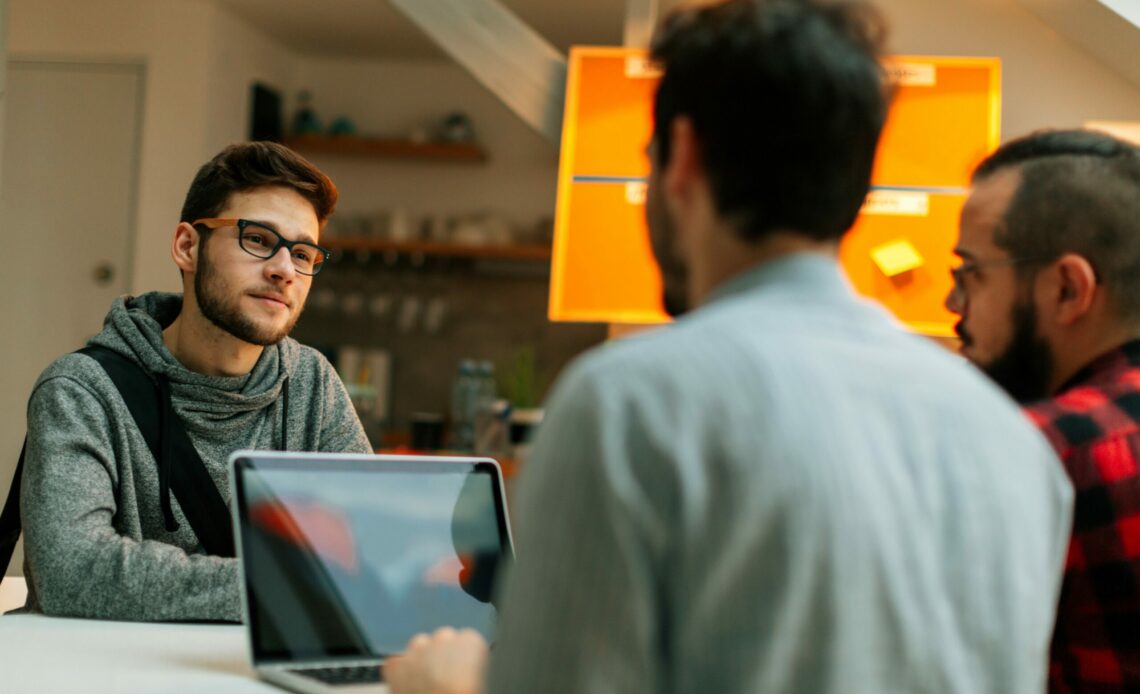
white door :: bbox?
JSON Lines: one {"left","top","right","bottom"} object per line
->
{"left": 0, "top": 60, "right": 143, "bottom": 576}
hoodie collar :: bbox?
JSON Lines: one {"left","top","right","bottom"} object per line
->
{"left": 88, "top": 292, "right": 297, "bottom": 415}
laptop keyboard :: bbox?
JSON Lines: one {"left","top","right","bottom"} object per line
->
{"left": 287, "top": 665, "right": 384, "bottom": 685}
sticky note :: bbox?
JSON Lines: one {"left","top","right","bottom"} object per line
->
{"left": 870, "top": 239, "right": 925, "bottom": 277}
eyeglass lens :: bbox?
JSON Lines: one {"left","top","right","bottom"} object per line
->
{"left": 238, "top": 222, "right": 326, "bottom": 275}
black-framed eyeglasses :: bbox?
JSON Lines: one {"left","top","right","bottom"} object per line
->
{"left": 948, "top": 255, "right": 1049, "bottom": 298}
{"left": 192, "top": 218, "right": 331, "bottom": 276}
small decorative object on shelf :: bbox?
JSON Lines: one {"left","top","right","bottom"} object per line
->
{"left": 327, "top": 115, "right": 357, "bottom": 137}
{"left": 290, "top": 90, "right": 322, "bottom": 136}
{"left": 436, "top": 111, "right": 476, "bottom": 144}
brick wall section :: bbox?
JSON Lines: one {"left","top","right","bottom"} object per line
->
{"left": 293, "top": 255, "right": 607, "bottom": 442}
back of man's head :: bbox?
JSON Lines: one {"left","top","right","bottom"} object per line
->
{"left": 650, "top": 0, "right": 889, "bottom": 243}
{"left": 974, "top": 130, "right": 1140, "bottom": 321}
{"left": 179, "top": 141, "right": 338, "bottom": 227}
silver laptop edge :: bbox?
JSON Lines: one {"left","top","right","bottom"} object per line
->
{"left": 228, "top": 450, "right": 514, "bottom": 692}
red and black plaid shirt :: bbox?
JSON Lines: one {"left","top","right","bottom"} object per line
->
{"left": 1025, "top": 339, "right": 1140, "bottom": 693}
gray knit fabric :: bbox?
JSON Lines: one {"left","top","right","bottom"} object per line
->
{"left": 19, "top": 292, "right": 371, "bottom": 621}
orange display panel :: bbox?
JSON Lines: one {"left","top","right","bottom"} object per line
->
{"left": 566, "top": 52, "right": 660, "bottom": 179}
{"left": 552, "top": 182, "right": 665, "bottom": 323}
{"left": 874, "top": 57, "right": 1001, "bottom": 188}
{"left": 550, "top": 49, "right": 663, "bottom": 323}
{"left": 550, "top": 47, "right": 999, "bottom": 333}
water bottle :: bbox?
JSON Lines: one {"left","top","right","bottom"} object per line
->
{"left": 450, "top": 359, "right": 478, "bottom": 451}
{"left": 473, "top": 361, "right": 498, "bottom": 456}
{"left": 476, "top": 361, "right": 496, "bottom": 417}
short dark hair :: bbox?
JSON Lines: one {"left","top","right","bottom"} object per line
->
{"left": 650, "top": 0, "right": 889, "bottom": 243}
{"left": 179, "top": 141, "right": 338, "bottom": 226}
{"left": 972, "top": 128, "right": 1139, "bottom": 180}
{"left": 974, "top": 129, "right": 1140, "bottom": 319}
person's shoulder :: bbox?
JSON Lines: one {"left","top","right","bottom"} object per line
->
{"left": 26, "top": 350, "right": 131, "bottom": 413}
{"left": 289, "top": 340, "right": 333, "bottom": 365}
{"left": 562, "top": 323, "right": 688, "bottom": 384}
{"left": 1025, "top": 379, "right": 1140, "bottom": 453}
{"left": 280, "top": 339, "right": 336, "bottom": 377}
{"left": 35, "top": 350, "right": 117, "bottom": 388}
{"left": 550, "top": 315, "right": 748, "bottom": 414}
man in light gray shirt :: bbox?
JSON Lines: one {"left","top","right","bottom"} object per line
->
{"left": 16, "top": 142, "right": 371, "bottom": 622}
{"left": 386, "top": 1, "right": 1073, "bottom": 692}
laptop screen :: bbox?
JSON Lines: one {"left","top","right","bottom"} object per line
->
{"left": 231, "top": 454, "right": 513, "bottom": 663}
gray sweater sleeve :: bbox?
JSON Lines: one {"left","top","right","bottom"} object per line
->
{"left": 21, "top": 374, "right": 241, "bottom": 622}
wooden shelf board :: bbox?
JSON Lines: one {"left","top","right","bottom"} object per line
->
{"left": 325, "top": 237, "right": 551, "bottom": 261}
{"left": 284, "top": 135, "right": 487, "bottom": 162}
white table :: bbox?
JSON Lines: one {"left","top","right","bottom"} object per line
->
{"left": 0, "top": 614, "right": 276, "bottom": 692}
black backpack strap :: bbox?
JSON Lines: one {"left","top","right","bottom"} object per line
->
{"left": 0, "top": 347, "right": 236, "bottom": 579}
{"left": 78, "top": 346, "right": 234, "bottom": 558}
{"left": 0, "top": 441, "right": 27, "bottom": 577}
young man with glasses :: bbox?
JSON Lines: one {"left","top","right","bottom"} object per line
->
{"left": 17, "top": 142, "right": 371, "bottom": 621}
{"left": 946, "top": 129, "right": 1140, "bottom": 691}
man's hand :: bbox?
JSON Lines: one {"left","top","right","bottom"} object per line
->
{"left": 384, "top": 627, "right": 489, "bottom": 694}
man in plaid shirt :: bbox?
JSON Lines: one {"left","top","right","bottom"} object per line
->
{"left": 946, "top": 129, "right": 1140, "bottom": 692}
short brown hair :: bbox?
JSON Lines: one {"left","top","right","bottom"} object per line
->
{"left": 974, "top": 130, "right": 1140, "bottom": 321}
{"left": 179, "top": 141, "right": 338, "bottom": 226}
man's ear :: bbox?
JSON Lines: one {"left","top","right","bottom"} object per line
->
{"left": 1041, "top": 253, "right": 1097, "bottom": 326}
{"left": 171, "top": 222, "right": 200, "bottom": 274}
{"left": 662, "top": 116, "right": 702, "bottom": 200}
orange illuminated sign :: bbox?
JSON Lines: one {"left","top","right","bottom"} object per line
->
{"left": 549, "top": 48, "right": 1000, "bottom": 336}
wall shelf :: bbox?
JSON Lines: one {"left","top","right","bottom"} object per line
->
{"left": 325, "top": 237, "right": 551, "bottom": 262}
{"left": 284, "top": 134, "right": 487, "bottom": 163}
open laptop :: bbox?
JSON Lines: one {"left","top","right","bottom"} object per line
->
{"left": 229, "top": 451, "right": 515, "bottom": 693}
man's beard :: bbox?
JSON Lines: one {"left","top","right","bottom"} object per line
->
{"left": 195, "top": 240, "right": 301, "bottom": 346}
{"left": 659, "top": 264, "right": 689, "bottom": 318}
{"left": 960, "top": 298, "right": 1054, "bottom": 404}
{"left": 645, "top": 180, "right": 689, "bottom": 318}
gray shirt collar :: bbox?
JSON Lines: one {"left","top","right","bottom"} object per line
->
{"left": 705, "top": 252, "right": 850, "bottom": 307}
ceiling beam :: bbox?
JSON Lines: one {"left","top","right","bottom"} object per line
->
{"left": 1099, "top": 0, "right": 1140, "bottom": 30}
{"left": 386, "top": 0, "right": 567, "bottom": 144}
{"left": 624, "top": 0, "right": 659, "bottom": 49}
{"left": 1016, "top": 0, "right": 1140, "bottom": 92}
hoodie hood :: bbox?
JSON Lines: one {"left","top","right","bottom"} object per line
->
{"left": 88, "top": 291, "right": 298, "bottom": 423}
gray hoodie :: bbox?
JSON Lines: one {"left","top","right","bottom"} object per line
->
{"left": 20, "top": 292, "right": 371, "bottom": 621}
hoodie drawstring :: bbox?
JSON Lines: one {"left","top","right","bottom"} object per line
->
{"left": 281, "top": 377, "right": 290, "bottom": 450}
{"left": 156, "top": 376, "right": 180, "bottom": 533}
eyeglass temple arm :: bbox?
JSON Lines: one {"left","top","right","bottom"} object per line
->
{"left": 189, "top": 218, "right": 239, "bottom": 230}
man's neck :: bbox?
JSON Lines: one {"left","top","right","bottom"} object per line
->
{"left": 162, "top": 311, "right": 264, "bottom": 378}
{"left": 690, "top": 224, "right": 838, "bottom": 308}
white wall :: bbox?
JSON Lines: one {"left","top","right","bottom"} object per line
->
{"left": 203, "top": 6, "right": 298, "bottom": 154}
{"left": 294, "top": 0, "right": 1140, "bottom": 238}
{"left": 9, "top": 0, "right": 210, "bottom": 294}
{"left": 8, "top": 0, "right": 1140, "bottom": 296}
{"left": 879, "top": 0, "right": 1140, "bottom": 140}
{"left": 0, "top": 0, "right": 8, "bottom": 192}
{"left": 7, "top": 0, "right": 295, "bottom": 295}
{"left": 293, "top": 58, "right": 559, "bottom": 228}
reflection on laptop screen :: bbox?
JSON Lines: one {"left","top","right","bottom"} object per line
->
{"left": 234, "top": 458, "right": 510, "bottom": 662}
